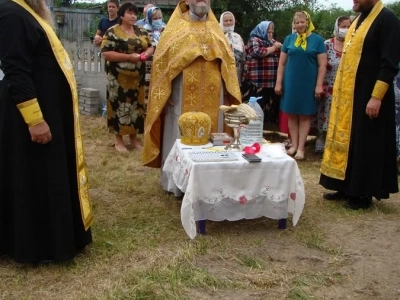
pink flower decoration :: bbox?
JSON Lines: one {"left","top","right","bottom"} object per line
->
{"left": 290, "top": 193, "right": 296, "bottom": 201}
{"left": 243, "top": 143, "right": 261, "bottom": 154}
{"left": 239, "top": 196, "right": 248, "bottom": 205}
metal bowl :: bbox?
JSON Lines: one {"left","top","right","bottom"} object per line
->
{"left": 224, "top": 112, "right": 248, "bottom": 128}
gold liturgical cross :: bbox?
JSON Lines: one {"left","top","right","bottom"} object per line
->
{"left": 201, "top": 43, "right": 209, "bottom": 55}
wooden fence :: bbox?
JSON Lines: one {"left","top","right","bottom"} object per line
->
{"left": 132, "top": 0, "right": 180, "bottom": 9}
{"left": 63, "top": 40, "right": 107, "bottom": 103}
{"left": 53, "top": 7, "right": 102, "bottom": 42}
{"left": 52, "top": 0, "right": 181, "bottom": 41}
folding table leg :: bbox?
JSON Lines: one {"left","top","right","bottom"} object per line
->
{"left": 198, "top": 220, "right": 206, "bottom": 234}
{"left": 278, "top": 219, "right": 287, "bottom": 229}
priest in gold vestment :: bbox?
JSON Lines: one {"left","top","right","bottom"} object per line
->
{"left": 320, "top": 0, "right": 400, "bottom": 210}
{"left": 142, "top": 0, "right": 241, "bottom": 195}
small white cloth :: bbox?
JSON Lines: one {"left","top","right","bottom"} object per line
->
{"left": 261, "top": 143, "right": 287, "bottom": 158}
{"left": 162, "top": 140, "right": 306, "bottom": 238}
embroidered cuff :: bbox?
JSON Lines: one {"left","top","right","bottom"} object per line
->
{"left": 16, "top": 98, "right": 44, "bottom": 127}
{"left": 371, "top": 80, "right": 389, "bottom": 101}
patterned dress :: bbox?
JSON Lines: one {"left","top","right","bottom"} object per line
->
{"left": 315, "top": 38, "right": 342, "bottom": 152}
{"left": 101, "top": 25, "right": 151, "bottom": 135}
{"left": 225, "top": 32, "right": 245, "bottom": 84}
{"left": 143, "top": 28, "right": 162, "bottom": 107}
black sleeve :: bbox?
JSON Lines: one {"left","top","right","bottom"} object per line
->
{"left": 0, "top": 9, "right": 40, "bottom": 104}
{"left": 377, "top": 9, "right": 400, "bottom": 84}
{"left": 97, "top": 18, "right": 104, "bottom": 34}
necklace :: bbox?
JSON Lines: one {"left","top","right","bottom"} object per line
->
{"left": 121, "top": 25, "right": 134, "bottom": 34}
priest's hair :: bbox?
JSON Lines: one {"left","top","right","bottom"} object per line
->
{"left": 24, "top": 0, "right": 54, "bottom": 28}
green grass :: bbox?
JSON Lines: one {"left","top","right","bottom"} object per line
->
{"left": 288, "top": 272, "right": 344, "bottom": 299}
{"left": 0, "top": 117, "right": 399, "bottom": 299}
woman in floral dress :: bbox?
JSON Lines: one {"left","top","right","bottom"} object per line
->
{"left": 314, "top": 16, "right": 351, "bottom": 153}
{"left": 101, "top": 2, "right": 153, "bottom": 152}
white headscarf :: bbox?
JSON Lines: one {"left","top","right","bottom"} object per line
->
{"left": 219, "top": 11, "right": 235, "bottom": 33}
{"left": 219, "top": 11, "right": 244, "bottom": 54}
{"left": 333, "top": 16, "right": 350, "bottom": 40}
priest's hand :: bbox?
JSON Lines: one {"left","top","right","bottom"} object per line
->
{"left": 366, "top": 98, "right": 381, "bottom": 119}
{"left": 29, "top": 121, "right": 52, "bottom": 144}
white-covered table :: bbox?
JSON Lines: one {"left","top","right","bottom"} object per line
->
{"left": 163, "top": 140, "right": 305, "bottom": 239}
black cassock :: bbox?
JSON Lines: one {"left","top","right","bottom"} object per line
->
{"left": 320, "top": 7, "right": 400, "bottom": 200}
{"left": 0, "top": 1, "right": 92, "bottom": 263}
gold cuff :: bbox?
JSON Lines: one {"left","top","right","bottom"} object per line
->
{"left": 16, "top": 98, "right": 44, "bottom": 127}
{"left": 371, "top": 80, "right": 389, "bottom": 101}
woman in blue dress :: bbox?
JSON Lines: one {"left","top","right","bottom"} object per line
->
{"left": 275, "top": 11, "right": 327, "bottom": 160}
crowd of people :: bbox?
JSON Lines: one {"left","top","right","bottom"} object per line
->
{"left": 0, "top": 0, "right": 399, "bottom": 264}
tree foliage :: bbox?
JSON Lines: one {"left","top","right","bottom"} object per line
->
{"left": 387, "top": 1, "right": 400, "bottom": 16}
{"left": 211, "top": 0, "right": 400, "bottom": 43}
{"left": 56, "top": 0, "right": 400, "bottom": 42}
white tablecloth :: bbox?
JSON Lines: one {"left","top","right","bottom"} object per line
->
{"left": 163, "top": 140, "right": 305, "bottom": 239}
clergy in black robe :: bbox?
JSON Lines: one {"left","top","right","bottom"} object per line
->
{"left": 0, "top": 0, "right": 93, "bottom": 263}
{"left": 320, "top": 0, "right": 400, "bottom": 209}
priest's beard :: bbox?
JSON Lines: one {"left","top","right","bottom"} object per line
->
{"left": 353, "top": 0, "right": 375, "bottom": 13}
{"left": 24, "top": 0, "right": 54, "bottom": 28}
{"left": 188, "top": 3, "right": 209, "bottom": 19}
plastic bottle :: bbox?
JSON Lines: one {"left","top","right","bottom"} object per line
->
{"left": 101, "top": 102, "right": 107, "bottom": 118}
{"left": 240, "top": 96, "right": 264, "bottom": 146}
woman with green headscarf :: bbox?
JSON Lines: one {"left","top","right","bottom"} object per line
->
{"left": 275, "top": 11, "right": 327, "bottom": 160}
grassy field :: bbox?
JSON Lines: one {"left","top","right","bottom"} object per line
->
{"left": 0, "top": 115, "right": 399, "bottom": 300}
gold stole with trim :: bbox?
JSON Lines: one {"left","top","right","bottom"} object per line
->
{"left": 320, "top": 1, "right": 384, "bottom": 180}
{"left": 12, "top": 0, "right": 93, "bottom": 230}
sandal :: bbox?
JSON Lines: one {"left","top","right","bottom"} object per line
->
{"left": 294, "top": 149, "right": 305, "bottom": 160}
{"left": 282, "top": 139, "right": 292, "bottom": 149}
{"left": 286, "top": 147, "right": 297, "bottom": 156}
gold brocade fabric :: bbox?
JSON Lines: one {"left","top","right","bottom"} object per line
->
{"left": 178, "top": 112, "right": 212, "bottom": 146}
{"left": 12, "top": 0, "right": 93, "bottom": 230}
{"left": 372, "top": 80, "right": 389, "bottom": 100}
{"left": 142, "top": 1, "right": 241, "bottom": 167}
{"left": 182, "top": 58, "right": 221, "bottom": 133}
{"left": 320, "top": 1, "right": 384, "bottom": 180}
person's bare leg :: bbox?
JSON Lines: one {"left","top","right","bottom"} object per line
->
{"left": 298, "top": 115, "right": 310, "bottom": 151}
{"left": 129, "top": 133, "right": 142, "bottom": 149}
{"left": 287, "top": 114, "right": 299, "bottom": 155}
{"left": 295, "top": 115, "right": 311, "bottom": 160}
{"left": 115, "top": 134, "right": 127, "bottom": 152}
